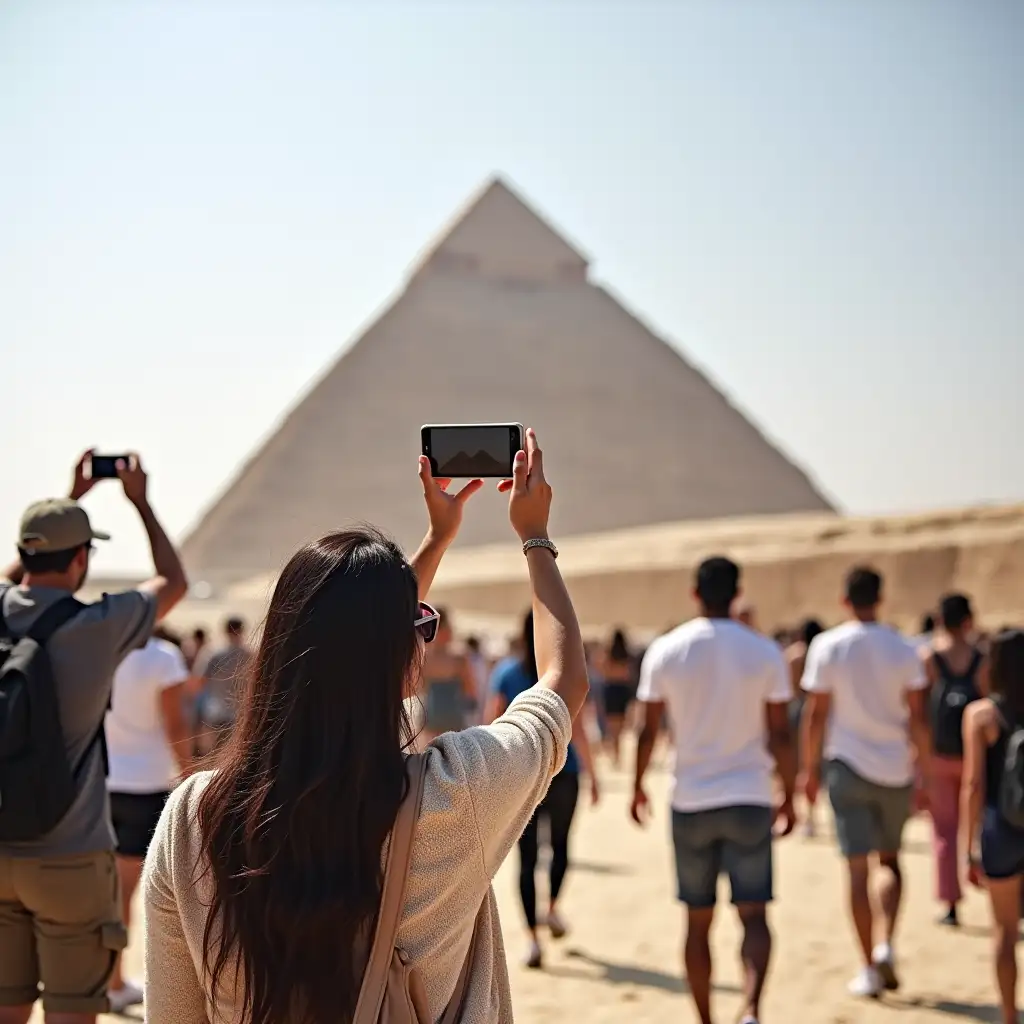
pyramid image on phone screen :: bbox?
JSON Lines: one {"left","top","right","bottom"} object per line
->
{"left": 438, "top": 449, "right": 508, "bottom": 477}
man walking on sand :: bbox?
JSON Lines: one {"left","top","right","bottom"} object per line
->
{"left": 0, "top": 451, "right": 187, "bottom": 1024}
{"left": 632, "top": 556, "right": 796, "bottom": 1024}
{"left": 801, "top": 566, "right": 932, "bottom": 998}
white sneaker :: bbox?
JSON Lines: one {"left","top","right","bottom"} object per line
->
{"left": 524, "top": 939, "right": 543, "bottom": 969}
{"left": 872, "top": 942, "right": 899, "bottom": 991}
{"left": 108, "top": 981, "right": 144, "bottom": 1013}
{"left": 546, "top": 909, "right": 568, "bottom": 939}
{"left": 847, "top": 965, "right": 882, "bottom": 998}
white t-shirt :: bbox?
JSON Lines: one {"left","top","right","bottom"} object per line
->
{"left": 801, "top": 620, "right": 927, "bottom": 787}
{"left": 637, "top": 618, "right": 791, "bottom": 813}
{"left": 106, "top": 637, "right": 188, "bottom": 794}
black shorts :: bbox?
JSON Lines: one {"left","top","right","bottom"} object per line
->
{"left": 109, "top": 790, "right": 170, "bottom": 858}
{"left": 603, "top": 683, "right": 634, "bottom": 718}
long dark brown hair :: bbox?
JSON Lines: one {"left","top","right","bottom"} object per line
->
{"left": 991, "top": 628, "right": 1024, "bottom": 719}
{"left": 196, "top": 527, "right": 420, "bottom": 1024}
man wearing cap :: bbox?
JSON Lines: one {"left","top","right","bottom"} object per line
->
{"left": 0, "top": 450, "right": 187, "bottom": 1024}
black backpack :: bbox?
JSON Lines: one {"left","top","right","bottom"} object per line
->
{"left": 930, "top": 650, "right": 982, "bottom": 758}
{"left": 0, "top": 593, "right": 92, "bottom": 842}
{"left": 998, "top": 706, "right": 1024, "bottom": 831}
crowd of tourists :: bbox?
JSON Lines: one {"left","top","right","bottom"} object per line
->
{"left": 0, "top": 440, "right": 1022, "bottom": 1024}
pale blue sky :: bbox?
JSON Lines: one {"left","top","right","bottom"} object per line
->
{"left": 2, "top": 1, "right": 1021, "bottom": 574}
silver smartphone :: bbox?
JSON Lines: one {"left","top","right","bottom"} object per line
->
{"left": 421, "top": 423, "right": 524, "bottom": 478}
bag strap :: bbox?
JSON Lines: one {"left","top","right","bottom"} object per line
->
{"left": 0, "top": 585, "right": 10, "bottom": 641}
{"left": 932, "top": 651, "right": 949, "bottom": 682}
{"left": 26, "top": 596, "right": 86, "bottom": 645}
{"left": 967, "top": 649, "right": 984, "bottom": 681}
{"left": 352, "top": 753, "right": 430, "bottom": 1024}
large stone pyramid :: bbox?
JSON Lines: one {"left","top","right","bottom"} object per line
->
{"left": 182, "top": 177, "right": 833, "bottom": 586}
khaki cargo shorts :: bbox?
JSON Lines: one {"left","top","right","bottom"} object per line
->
{"left": 0, "top": 850, "right": 126, "bottom": 1014}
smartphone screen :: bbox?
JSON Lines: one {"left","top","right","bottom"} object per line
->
{"left": 421, "top": 424, "right": 523, "bottom": 478}
{"left": 89, "top": 455, "right": 127, "bottom": 479}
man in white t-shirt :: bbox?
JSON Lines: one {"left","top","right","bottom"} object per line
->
{"left": 801, "top": 566, "right": 932, "bottom": 1000}
{"left": 632, "top": 557, "right": 795, "bottom": 1024}
{"left": 105, "top": 633, "right": 192, "bottom": 1011}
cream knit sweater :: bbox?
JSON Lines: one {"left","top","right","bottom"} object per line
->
{"left": 142, "top": 687, "right": 571, "bottom": 1023}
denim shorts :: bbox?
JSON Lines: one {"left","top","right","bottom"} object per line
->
{"left": 826, "top": 759, "right": 911, "bottom": 858}
{"left": 671, "top": 804, "right": 774, "bottom": 908}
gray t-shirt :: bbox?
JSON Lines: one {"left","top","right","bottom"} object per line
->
{"left": 0, "top": 582, "right": 157, "bottom": 857}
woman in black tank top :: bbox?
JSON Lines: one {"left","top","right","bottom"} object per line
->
{"left": 960, "top": 629, "right": 1024, "bottom": 1024}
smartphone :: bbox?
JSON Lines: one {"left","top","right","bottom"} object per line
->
{"left": 421, "top": 423, "right": 524, "bottom": 479}
{"left": 89, "top": 454, "right": 129, "bottom": 479}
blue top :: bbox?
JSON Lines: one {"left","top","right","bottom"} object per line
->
{"left": 490, "top": 657, "right": 579, "bottom": 774}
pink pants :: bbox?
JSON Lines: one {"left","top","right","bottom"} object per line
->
{"left": 930, "top": 755, "right": 963, "bottom": 904}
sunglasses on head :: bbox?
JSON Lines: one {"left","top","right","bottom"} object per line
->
{"left": 414, "top": 602, "right": 440, "bottom": 643}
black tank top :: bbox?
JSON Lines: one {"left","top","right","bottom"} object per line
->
{"left": 986, "top": 726, "right": 1008, "bottom": 808}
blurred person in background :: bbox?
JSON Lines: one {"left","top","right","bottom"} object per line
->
{"left": 487, "top": 610, "right": 600, "bottom": 969}
{"left": 960, "top": 629, "right": 1024, "bottom": 1024}
{"left": 632, "top": 557, "right": 795, "bottom": 1024}
{"left": 923, "top": 593, "right": 986, "bottom": 927}
{"left": 0, "top": 451, "right": 186, "bottom": 1024}
{"left": 595, "top": 628, "right": 635, "bottom": 768}
{"left": 801, "top": 567, "right": 931, "bottom": 999}
{"left": 786, "top": 619, "right": 824, "bottom": 836}
{"left": 464, "top": 634, "right": 491, "bottom": 725}
{"left": 734, "top": 599, "right": 758, "bottom": 631}
{"left": 420, "top": 608, "right": 476, "bottom": 741}
{"left": 104, "top": 632, "right": 193, "bottom": 1011}
{"left": 193, "top": 617, "right": 252, "bottom": 759}
{"left": 182, "top": 626, "right": 208, "bottom": 672}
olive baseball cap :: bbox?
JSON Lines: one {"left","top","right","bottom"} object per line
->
{"left": 17, "top": 498, "right": 110, "bottom": 554}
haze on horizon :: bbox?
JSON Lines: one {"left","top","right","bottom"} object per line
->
{"left": 1, "top": 0, "right": 1021, "bottom": 575}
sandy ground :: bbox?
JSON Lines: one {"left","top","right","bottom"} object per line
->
{"left": 33, "top": 753, "right": 1010, "bottom": 1024}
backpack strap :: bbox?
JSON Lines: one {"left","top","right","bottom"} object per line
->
{"left": 25, "top": 596, "right": 86, "bottom": 644}
{"left": 967, "top": 649, "right": 984, "bottom": 681}
{"left": 352, "top": 753, "right": 430, "bottom": 1024}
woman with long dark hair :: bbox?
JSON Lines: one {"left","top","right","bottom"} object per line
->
{"left": 487, "top": 611, "right": 599, "bottom": 969}
{"left": 960, "top": 628, "right": 1024, "bottom": 1024}
{"left": 142, "top": 430, "right": 589, "bottom": 1023}
{"left": 595, "top": 627, "right": 634, "bottom": 767}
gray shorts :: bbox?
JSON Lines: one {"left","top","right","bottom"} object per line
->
{"left": 672, "top": 805, "right": 774, "bottom": 908}
{"left": 826, "top": 759, "right": 911, "bottom": 858}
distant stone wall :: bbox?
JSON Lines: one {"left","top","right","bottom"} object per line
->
{"left": 430, "top": 508, "right": 1024, "bottom": 635}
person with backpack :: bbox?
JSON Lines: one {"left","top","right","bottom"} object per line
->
{"left": 922, "top": 592, "right": 987, "bottom": 927}
{"left": 142, "top": 428, "right": 590, "bottom": 1024}
{"left": 0, "top": 451, "right": 187, "bottom": 1024}
{"left": 959, "top": 628, "right": 1024, "bottom": 1024}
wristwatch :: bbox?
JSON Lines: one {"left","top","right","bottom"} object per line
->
{"left": 522, "top": 538, "right": 558, "bottom": 559}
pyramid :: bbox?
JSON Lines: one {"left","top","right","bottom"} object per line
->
{"left": 182, "top": 177, "right": 834, "bottom": 587}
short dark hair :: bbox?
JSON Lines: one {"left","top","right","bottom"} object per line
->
{"left": 845, "top": 566, "right": 882, "bottom": 609}
{"left": 801, "top": 618, "right": 824, "bottom": 646}
{"left": 920, "top": 613, "right": 936, "bottom": 634}
{"left": 225, "top": 617, "right": 245, "bottom": 637}
{"left": 465, "top": 635, "right": 480, "bottom": 653}
{"left": 695, "top": 556, "right": 740, "bottom": 612}
{"left": 17, "top": 544, "right": 85, "bottom": 575}
{"left": 939, "top": 593, "right": 973, "bottom": 631}
{"left": 193, "top": 627, "right": 208, "bottom": 644}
